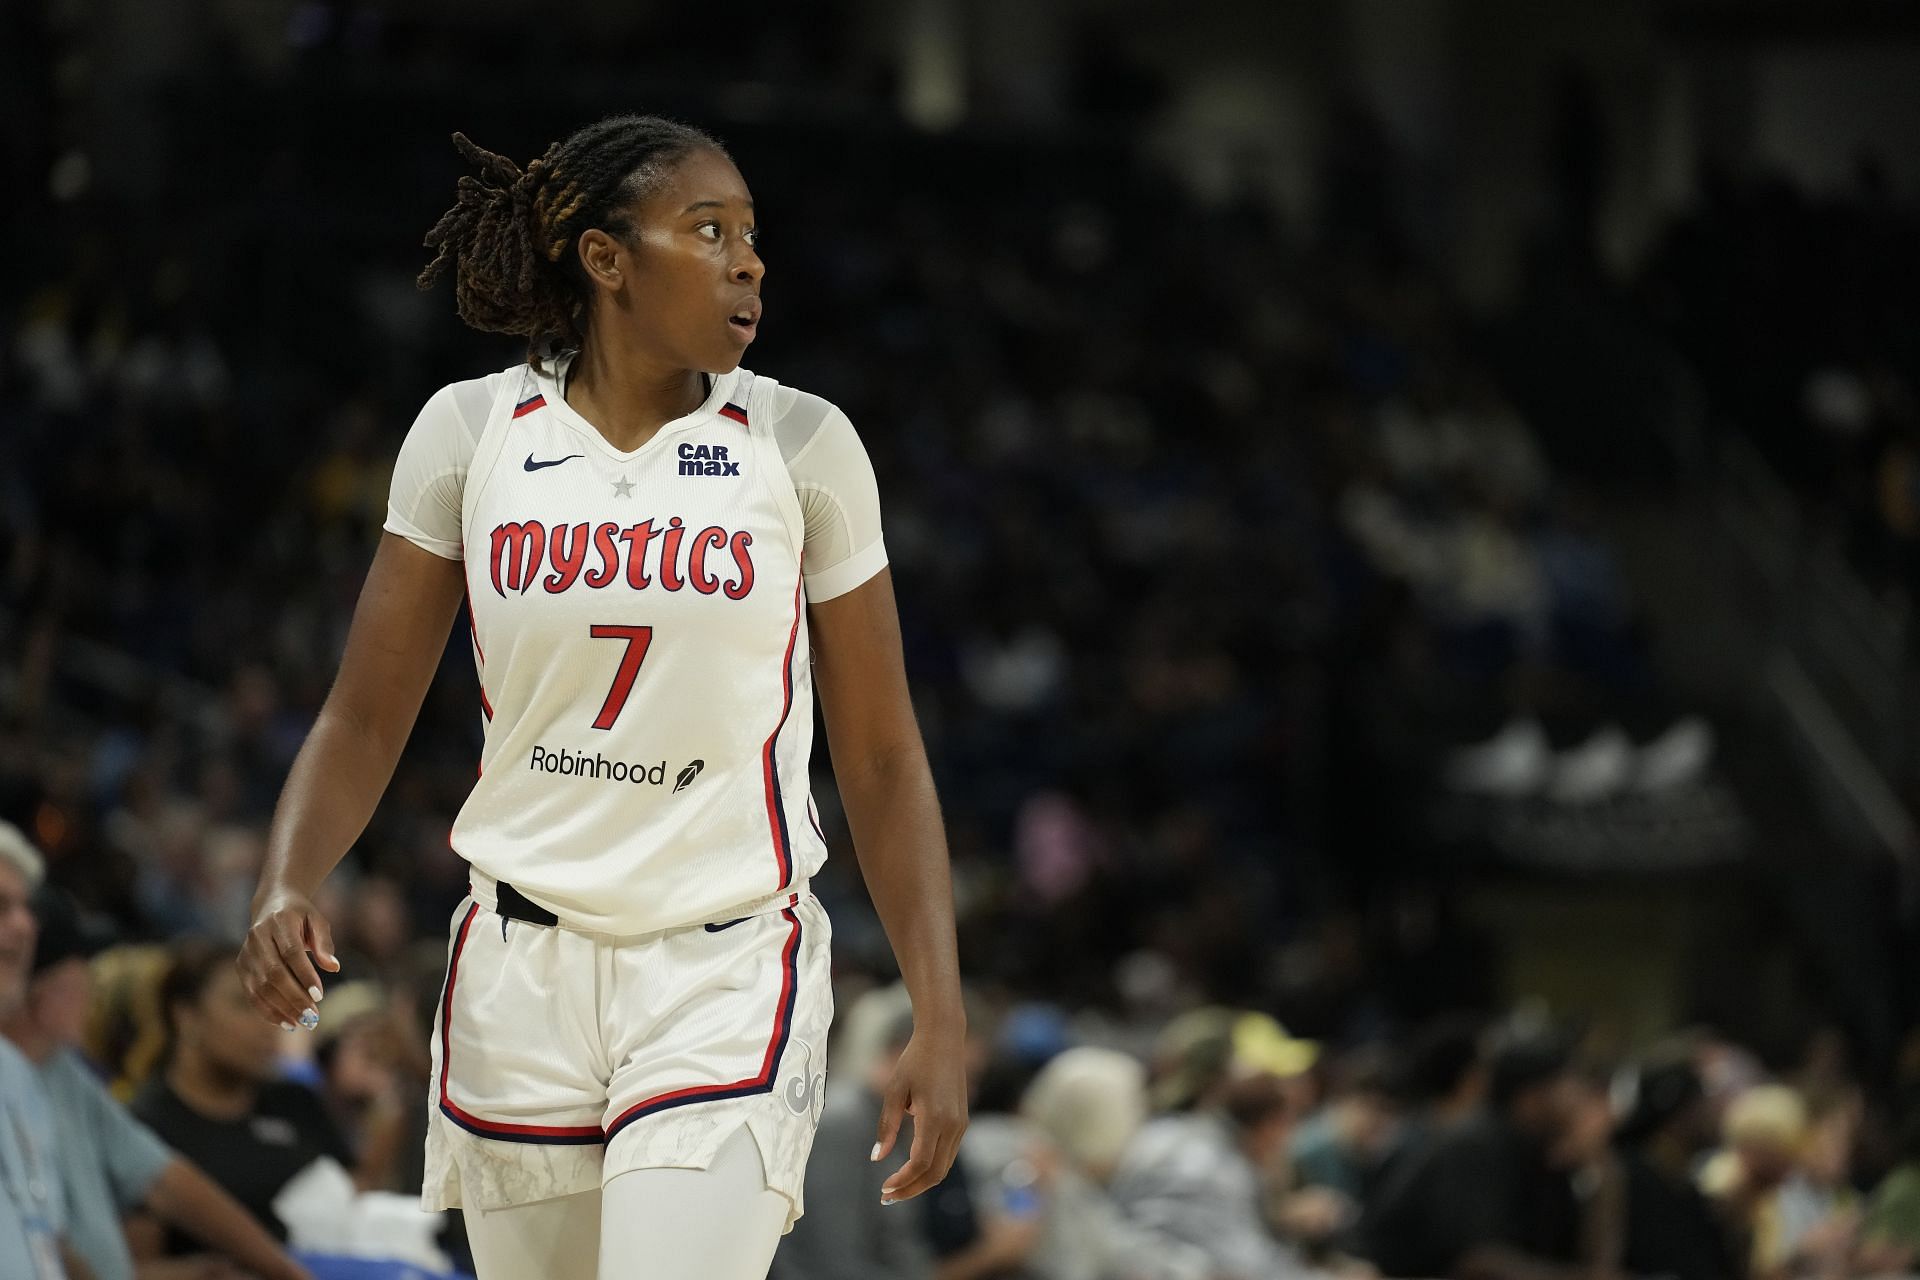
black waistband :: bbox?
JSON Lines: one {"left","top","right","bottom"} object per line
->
{"left": 495, "top": 880, "right": 559, "bottom": 927}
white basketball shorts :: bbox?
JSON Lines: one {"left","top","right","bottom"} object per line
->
{"left": 421, "top": 883, "right": 833, "bottom": 1234}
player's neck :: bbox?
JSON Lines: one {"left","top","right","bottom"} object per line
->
{"left": 564, "top": 340, "right": 709, "bottom": 453}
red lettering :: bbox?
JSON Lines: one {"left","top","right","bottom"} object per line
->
{"left": 659, "top": 517, "right": 687, "bottom": 592}
{"left": 620, "top": 521, "right": 657, "bottom": 589}
{"left": 490, "top": 521, "right": 546, "bottom": 596}
{"left": 584, "top": 522, "right": 620, "bottom": 589}
{"left": 543, "top": 522, "right": 590, "bottom": 593}
{"left": 688, "top": 526, "right": 728, "bottom": 595}
{"left": 723, "top": 531, "right": 756, "bottom": 600}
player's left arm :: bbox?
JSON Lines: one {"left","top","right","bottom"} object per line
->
{"left": 809, "top": 566, "right": 968, "bottom": 1205}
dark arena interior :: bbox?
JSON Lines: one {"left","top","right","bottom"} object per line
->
{"left": 4, "top": 1, "right": 1920, "bottom": 1277}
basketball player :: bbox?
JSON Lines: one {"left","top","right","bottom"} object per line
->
{"left": 237, "top": 115, "right": 968, "bottom": 1279}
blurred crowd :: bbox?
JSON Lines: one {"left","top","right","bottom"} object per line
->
{"left": 777, "top": 980, "right": 1920, "bottom": 1280}
{"left": 1, "top": 14, "right": 1919, "bottom": 1276}
{"left": 9, "top": 815, "right": 1920, "bottom": 1280}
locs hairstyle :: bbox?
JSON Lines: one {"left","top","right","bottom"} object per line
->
{"left": 417, "top": 115, "right": 728, "bottom": 359}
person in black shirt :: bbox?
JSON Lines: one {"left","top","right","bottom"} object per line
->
{"left": 1614, "top": 1056, "right": 1740, "bottom": 1280}
{"left": 1359, "top": 1030, "right": 1592, "bottom": 1280}
{"left": 131, "top": 939, "right": 351, "bottom": 1256}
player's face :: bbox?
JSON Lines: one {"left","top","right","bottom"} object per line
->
{"left": 611, "top": 147, "right": 764, "bottom": 375}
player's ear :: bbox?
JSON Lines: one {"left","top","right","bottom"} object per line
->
{"left": 577, "top": 229, "right": 623, "bottom": 292}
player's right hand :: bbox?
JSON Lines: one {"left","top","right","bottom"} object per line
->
{"left": 238, "top": 888, "right": 341, "bottom": 1029}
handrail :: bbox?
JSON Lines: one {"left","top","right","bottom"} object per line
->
{"left": 1708, "top": 431, "right": 1918, "bottom": 871}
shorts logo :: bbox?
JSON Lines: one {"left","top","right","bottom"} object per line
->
{"left": 784, "top": 1039, "right": 825, "bottom": 1118}
{"left": 678, "top": 442, "right": 741, "bottom": 477}
{"left": 674, "top": 759, "right": 706, "bottom": 793}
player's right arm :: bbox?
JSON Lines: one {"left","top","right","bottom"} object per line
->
{"left": 239, "top": 532, "right": 465, "bottom": 1027}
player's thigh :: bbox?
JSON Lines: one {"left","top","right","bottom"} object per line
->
{"left": 597, "top": 1126, "right": 788, "bottom": 1280}
{"left": 465, "top": 1186, "right": 601, "bottom": 1280}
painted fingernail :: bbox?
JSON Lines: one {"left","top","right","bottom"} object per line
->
{"left": 309, "top": 986, "right": 324, "bottom": 1002}
{"left": 280, "top": 1022, "right": 296, "bottom": 1032}
{"left": 869, "top": 1143, "right": 882, "bottom": 1162}
{"left": 881, "top": 1196, "right": 897, "bottom": 1206}
{"left": 298, "top": 1008, "right": 320, "bottom": 1031}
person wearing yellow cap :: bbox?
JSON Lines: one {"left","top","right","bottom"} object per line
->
{"left": 1113, "top": 1007, "right": 1325, "bottom": 1279}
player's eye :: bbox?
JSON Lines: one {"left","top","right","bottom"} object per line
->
{"left": 743, "top": 227, "right": 760, "bottom": 249}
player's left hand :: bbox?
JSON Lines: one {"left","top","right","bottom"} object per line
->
{"left": 873, "top": 1026, "right": 970, "bottom": 1204}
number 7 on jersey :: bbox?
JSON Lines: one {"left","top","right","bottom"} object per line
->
{"left": 589, "top": 624, "right": 653, "bottom": 730}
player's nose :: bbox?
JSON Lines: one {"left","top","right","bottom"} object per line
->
{"left": 730, "top": 246, "right": 764, "bottom": 287}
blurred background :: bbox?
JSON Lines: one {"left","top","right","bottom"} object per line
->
{"left": 4, "top": 0, "right": 1920, "bottom": 1276}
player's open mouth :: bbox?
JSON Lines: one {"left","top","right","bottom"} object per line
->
{"left": 727, "top": 297, "right": 761, "bottom": 343}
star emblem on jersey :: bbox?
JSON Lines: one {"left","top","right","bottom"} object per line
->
{"left": 611, "top": 476, "right": 634, "bottom": 498}
{"left": 673, "top": 759, "right": 705, "bottom": 793}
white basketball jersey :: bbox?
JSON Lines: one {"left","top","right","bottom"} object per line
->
{"left": 451, "top": 361, "right": 826, "bottom": 935}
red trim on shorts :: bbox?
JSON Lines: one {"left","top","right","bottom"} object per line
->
{"left": 436, "top": 902, "right": 605, "bottom": 1145}
{"left": 760, "top": 572, "right": 803, "bottom": 889}
{"left": 602, "top": 903, "right": 803, "bottom": 1143}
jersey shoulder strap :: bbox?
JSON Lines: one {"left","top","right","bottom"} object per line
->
{"left": 460, "top": 363, "right": 538, "bottom": 544}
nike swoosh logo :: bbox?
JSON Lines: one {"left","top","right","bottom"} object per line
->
{"left": 524, "top": 454, "right": 584, "bottom": 472}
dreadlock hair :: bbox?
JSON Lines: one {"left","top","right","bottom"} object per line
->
{"left": 418, "top": 115, "right": 728, "bottom": 359}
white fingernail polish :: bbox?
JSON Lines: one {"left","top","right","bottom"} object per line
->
{"left": 881, "top": 1196, "right": 896, "bottom": 1206}
{"left": 309, "top": 986, "right": 324, "bottom": 1002}
{"left": 280, "top": 1022, "right": 295, "bottom": 1032}
{"left": 869, "top": 1143, "right": 881, "bottom": 1162}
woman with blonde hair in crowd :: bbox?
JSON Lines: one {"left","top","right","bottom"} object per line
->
{"left": 1019, "top": 1045, "right": 1210, "bottom": 1280}
{"left": 1698, "top": 1084, "right": 1882, "bottom": 1280}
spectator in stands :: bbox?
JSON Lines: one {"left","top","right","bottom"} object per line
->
{"left": 2, "top": 883, "right": 311, "bottom": 1280}
{"left": 1358, "top": 1029, "right": 1591, "bottom": 1280}
{"left": 308, "top": 981, "right": 415, "bottom": 1194}
{"left": 1553, "top": 1065, "right": 1625, "bottom": 1274}
{"left": 1861, "top": 1109, "right": 1920, "bottom": 1268}
{"left": 1698, "top": 1084, "right": 1809, "bottom": 1280}
{"left": 1771, "top": 1093, "right": 1866, "bottom": 1278}
{"left": 1289, "top": 1048, "right": 1402, "bottom": 1221}
{"left": 915, "top": 992, "right": 1050, "bottom": 1280}
{"left": 1113, "top": 1009, "right": 1326, "bottom": 1280}
{"left": 1019, "top": 1045, "right": 1210, "bottom": 1280}
{"left": 1366, "top": 1016, "right": 1487, "bottom": 1194}
{"left": 131, "top": 940, "right": 351, "bottom": 1258}
{"left": 0, "top": 821, "right": 87, "bottom": 1279}
{"left": 1612, "top": 1055, "right": 1739, "bottom": 1280}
